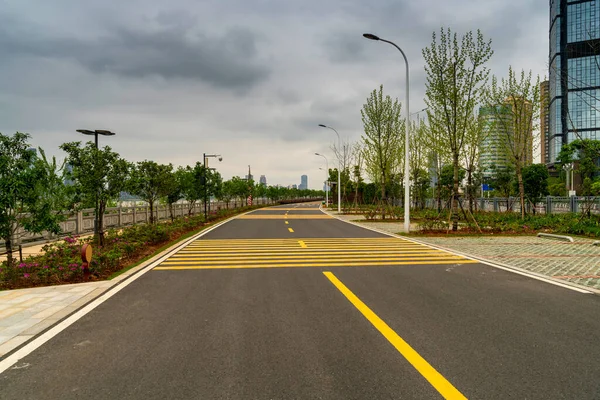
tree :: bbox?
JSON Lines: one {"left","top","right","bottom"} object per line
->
{"left": 129, "top": 161, "right": 173, "bottom": 224}
{"left": 423, "top": 27, "right": 493, "bottom": 230}
{"left": 521, "top": 164, "right": 549, "bottom": 214}
{"left": 489, "top": 164, "right": 515, "bottom": 211}
{"left": 557, "top": 139, "right": 600, "bottom": 195}
{"left": 60, "top": 141, "right": 130, "bottom": 245}
{"left": 163, "top": 170, "right": 182, "bottom": 222}
{"left": 440, "top": 165, "right": 465, "bottom": 203}
{"left": 462, "top": 112, "right": 487, "bottom": 212}
{"left": 219, "top": 180, "right": 236, "bottom": 209}
{"left": 361, "top": 85, "right": 404, "bottom": 204}
{"left": 410, "top": 119, "right": 431, "bottom": 209}
{"left": 0, "top": 133, "right": 67, "bottom": 266}
{"left": 177, "top": 164, "right": 204, "bottom": 215}
{"left": 484, "top": 67, "right": 540, "bottom": 219}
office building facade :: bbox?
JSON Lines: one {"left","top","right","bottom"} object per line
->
{"left": 259, "top": 175, "right": 267, "bottom": 186}
{"left": 548, "top": 0, "right": 600, "bottom": 163}
{"left": 299, "top": 175, "right": 308, "bottom": 190}
{"left": 479, "top": 100, "right": 534, "bottom": 178}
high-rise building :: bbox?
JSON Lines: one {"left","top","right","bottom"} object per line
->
{"left": 259, "top": 175, "right": 267, "bottom": 186}
{"left": 479, "top": 98, "right": 534, "bottom": 178}
{"left": 540, "top": 80, "right": 550, "bottom": 164}
{"left": 299, "top": 175, "right": 308, "bottom": 190}
{"left": 548, "top": 0, "right": 600, "bottom": 163}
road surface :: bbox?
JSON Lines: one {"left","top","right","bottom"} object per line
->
{"left": 1, "top": 203, "right": 600, "bottom": 399}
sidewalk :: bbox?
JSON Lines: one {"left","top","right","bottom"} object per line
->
{"left": 328, "top": 210, "right": 600, "bottom": 291}
{"left": 0, "top": 235, "right": 171, "bottom": 359}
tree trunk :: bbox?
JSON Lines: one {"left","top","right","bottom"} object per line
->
{"left": 452, "top": 153, "right": 460, "bottom": 231}
{"left": 436, "top": 173, "right": 442, "bottom": 213}
{"left": 516, "top": 164, "right": 525, "bottom": 219}
{"left": 467, "top": 169, "right": 474, "bottom": 213}
{"left": 98, "top": 201, "right": 106, "bottom": 246}
{"left": 3, "top": 236, "right": 14, "bottom": 267}
{"left": 149, "top": 201, "right": 155, "bottom": 224}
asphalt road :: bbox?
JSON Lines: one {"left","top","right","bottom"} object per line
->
{"left": 2, "top": 203, "right": 600, "bottom": 399}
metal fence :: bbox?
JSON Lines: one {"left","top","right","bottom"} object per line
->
{"left": 6, "top": 198, "right": 280, "bottom": 249}
{"left": 425, "top": 196, "right": 600, "bottom": 215}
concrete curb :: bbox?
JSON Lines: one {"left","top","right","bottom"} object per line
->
{"left": 321, "top": 208, "right": 598, "bottom": 295}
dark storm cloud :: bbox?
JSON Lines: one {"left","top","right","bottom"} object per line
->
{"left": 0, "top": 15, "right": 270, "bottom": 90}
{"left": 322, "top": 32, "right": 368, "bottom": 63}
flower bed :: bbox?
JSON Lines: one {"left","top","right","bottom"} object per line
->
{"left": 0, "top": 205, "right": 258, "bottom": 290}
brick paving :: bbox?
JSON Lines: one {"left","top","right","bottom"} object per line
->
{"left": 327, "top": 211, "right": 600, "bottom": 291}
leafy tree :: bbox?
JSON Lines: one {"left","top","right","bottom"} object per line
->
{"left": 489, "top": 164, "right": 515, "bottom": 210}
{"left": 129, "top": 161, "right": 174, "bottom": 224}
{"left": 177, "top": 164, "right": 204, "bottom": 215}
{"left": 60, "top": 141, "right": 130, "bottom": 245}
{"left": 557, "top": 139, "right": 600, "bottom": 195}
{"left": 0, "top": 133, "right": 67, "bottom": 266}
{"left": 34, "top": 147, "right": 77, "bottom": 219}
{"left": 423, "top": 27, "right": 493, "bottom": 229}
{"left": 484, "top": 67, "right": 540, "bottom": 219}
{"left": 521, "top": 164, "right": 549, "bottom": 214}
{"left": 548, "top": 177, "right": 566, "bottom": 196}
{"left": 163, "top": 169, "right": 182, "bottom": 221}
{"left": 361, "top": 85, "right": 404, "bottom": 203}
{"left": 440, "top": 165, "right": 465, "bottom": 202}
{"left": 219, "top": 179, "right": 236, "bottom": 208}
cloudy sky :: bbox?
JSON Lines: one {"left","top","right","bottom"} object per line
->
{"left": 0, "top": 0, "right": 548, "bottom": 189}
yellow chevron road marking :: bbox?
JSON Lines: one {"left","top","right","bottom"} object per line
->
{"left": 154, "top": 237, "right": 475, "bottom": 270}
{"left": 154, "top": 260, "right": 477, "bottom": 270}
{"left": 237, "top": 215, "right": 332, "bottom": 219}
{"left": 162, "top": 255, "right": 467, "bottom": 264}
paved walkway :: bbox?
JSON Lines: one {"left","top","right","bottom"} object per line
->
{"left": 328, "top": 211, "right": 600, "bottom": 291}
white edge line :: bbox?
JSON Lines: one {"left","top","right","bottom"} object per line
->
{"left": 321, "top": 207, "right": 593, "bottom": 295}
{"left": 0, "top": 210, "right": 251, "bottom": 374}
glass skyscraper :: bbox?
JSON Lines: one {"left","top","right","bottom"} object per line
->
{"left": 548, "top": 0, "right": 600, "bottom": 163}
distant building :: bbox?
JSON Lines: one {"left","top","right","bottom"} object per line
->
{"left": 479, "top": 99, "right": 534, "bottom": 178}
{"left": 289, "top": 184, "right": 298, "bottom": 190}
{"left": 245, "top": 174, "right": 254, "bottom": 181}
{"left": 299, "top": 175, "right": 308, "bottom": 190}
{"left": 540, "top": 80, "right": 550, "bottom": 165}
{"left": 64, "top": 163, "right": 75, "bottom": 186}
{"left": 259, "top": 175, "right": 267, "bottom": 186}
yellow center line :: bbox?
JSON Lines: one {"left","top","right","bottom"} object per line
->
{"left": 298, "top": 240, "right": 308, "bottom": 248}
{"left": 285, "top": 221, "right": 289, "bottom": 225}
{"left": 288, "top": 227, "right": 294, "bottom": 233}
{"left": 323, "top": 272, "right": 467, "bottom": 400}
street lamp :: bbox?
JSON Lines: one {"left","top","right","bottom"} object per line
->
{"left": 363, "top": 32, "right": 411, "bottom": 233}
{"left": 76, "top": 129, "right": 116, "bottom": 242}
{"left": 315, "top": 153, "right": 329, "bottom": 206}
{"left": 318, "top": 124, "right": 342, "bottom": 213}
{"left": 203, "top": 153, "right": 222, "bottom": 220}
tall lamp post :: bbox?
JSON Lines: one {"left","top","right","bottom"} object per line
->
{"left": 315, "top": 153, "right": 329, "bottom": 206}
{"left": 76, "top": 129, "right": 116, "bottom": 241}
{"left": 363, "top": 33, "right": 411, "bottom": 233}
{"left": 203, "top": 153, "right": 222, "bottom": 220}
{"left": 318, "top": 124, "right": 342, "bottom": 213}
